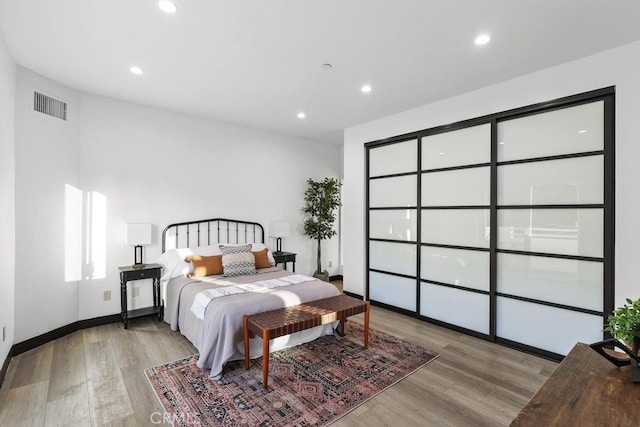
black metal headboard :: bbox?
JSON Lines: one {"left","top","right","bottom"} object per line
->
{"left": 162, "top": 218, "right": 265, "bottom": 253}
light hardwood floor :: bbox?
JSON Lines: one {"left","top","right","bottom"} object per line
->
{"left": 0, "top": 282, "right": 556, "bottom": 426}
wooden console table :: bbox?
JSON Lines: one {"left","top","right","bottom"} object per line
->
{"left": 511, "top": 342, "right": 640, "bottom": 426}
{"left": 243, "top": 294, "right": 370, "bottom": 389}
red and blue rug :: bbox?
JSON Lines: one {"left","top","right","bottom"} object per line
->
{"left": 145, "top": 322, "right": 439, "bottom": 426}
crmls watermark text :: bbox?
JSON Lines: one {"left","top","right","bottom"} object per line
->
{"left": 150, "top": 411, "right": 199, "bottom": 425}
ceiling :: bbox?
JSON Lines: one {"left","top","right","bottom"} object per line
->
{"left": 1, "top": 1, "right": 640, "bottom": 144}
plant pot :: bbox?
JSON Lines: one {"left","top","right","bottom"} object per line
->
{"left": 621, "top": 337, "right": 640, "bottom": 357}
{"left": 313, "top": 271, "right": 330, "bottom": 282}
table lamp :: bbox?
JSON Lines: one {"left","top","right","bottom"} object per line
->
{"left": 126, "top": 223, "right": 152, "bottom": 268}
{"left": 269, "top": 221, "right": 290, "bottom": 253}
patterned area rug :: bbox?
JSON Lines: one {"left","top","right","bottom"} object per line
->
{"left": 145, "top": 322, "right": 439, "bottom": 426}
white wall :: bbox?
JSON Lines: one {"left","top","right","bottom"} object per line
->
{"left": 13, "top": 67, "right": 82, "bottom": 342}
{"left": 12, "top": 77, "right": 340, "bottom": 340}
{"left": 344, "top": 40, "right": 640, "bottom": 306}
{"left": 12, "top": 84, "right": 340, "bottom": 337}
{"left": 77, "top": 95, "right": 341, "bottom": 319}
{"left": 0, "top": 30, "right": 16, "bottom": 364}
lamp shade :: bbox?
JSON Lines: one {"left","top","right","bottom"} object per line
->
{"left": 126, "top": 223, "right": 152, "bottom": 246}
{"left": 269, "top": 221, "right": 290, "bottom": 238}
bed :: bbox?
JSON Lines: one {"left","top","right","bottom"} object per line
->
{"left": 158, "top": 218, "right": 340, "bottom": 380}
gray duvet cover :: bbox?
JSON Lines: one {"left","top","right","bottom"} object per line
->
{"left": 164, "top": 267, "right": 340, "bottom": 379}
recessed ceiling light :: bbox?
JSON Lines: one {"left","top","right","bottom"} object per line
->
{"left": 158, "top": 0, "right": 178, "bottom": 14}
{"left": 578, "top": 129, "right": 588, "bottom": 134}
{"left": 297, "top": 112, "right": 306, "bottom": 119}
{"left": 499, "top": 141, "right": 505, "bottom": 145}
{"left": 361, "top": 84, "right": 372, "bottom": 93}
{"left": 474, "top": 34, "right": 491, "bottom": 45}
{"left": 129, "top": 65, "right": 143, "bottom": 75}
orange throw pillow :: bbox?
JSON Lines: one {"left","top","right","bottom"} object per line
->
{"left": 185, "top": 254, "right": 223, "bottom": 277}
{"left": 253, "top": 248, "right": 271, "bottom": 269}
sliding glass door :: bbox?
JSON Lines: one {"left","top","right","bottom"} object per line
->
{"left": 368, "top": 139, "right": 418, "bottom": 311}
{"left": 494, "top": 101, "right": 608, "bottom": 356}
{"left": 365, "top": 88, "right": 614, "bottom": 359}
{"left": 419, "top": 124, "right": 491, "bottom": 334}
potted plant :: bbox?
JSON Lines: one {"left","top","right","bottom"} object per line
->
{"left": 302, "top": 177, "right": 341, "bottom": 282}
{"left": 605, "top": 297, "right": 640, "bottom": 355}
{"left": 589, "top": 297, "right": 640, "bottom": 383}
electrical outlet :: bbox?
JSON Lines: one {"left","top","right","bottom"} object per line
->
{"left": 328, "top": 261, "right": 333, "bottom": 268}
{"left": 103, "top": 290, "right": 111, "bottom": 301}
{"left": 133, "top": 287, "right": 140, "bottom": 297}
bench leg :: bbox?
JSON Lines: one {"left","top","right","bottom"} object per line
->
{"left": 364, "top": 301, "right": 370, "bottom": 349}
{"left": 243, "top": 315, "right": 250, "bottom": 369}
{"left": 337, "top": 316, "right": 346, "bottom": 337}
{"left": 262, "top": 330, "right": 270, "bottom": 389}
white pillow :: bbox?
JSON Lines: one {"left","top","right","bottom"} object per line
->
{"left": 189, "top": 244, "right": 223, "bottom": 256}
{"left": 158, "top": 249, "right": 193, "bottom": 281}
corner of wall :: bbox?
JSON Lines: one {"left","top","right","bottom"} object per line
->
{"left": 0, "top": 27, "right": 17, "bottom": 366}
{"left": 13, "top": 66, "right": 82, "bottom": 342}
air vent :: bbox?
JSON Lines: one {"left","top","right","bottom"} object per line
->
{"left": 33, "top": 91, "right": 67, "bottom": 120}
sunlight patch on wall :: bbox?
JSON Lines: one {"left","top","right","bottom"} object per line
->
{"left": 66, "top": 184, "right": 108, "bottom": 281}
{"left": 85, "top": 191, "right": 107, "bottom": 279}
{"left": 65, "top": 184, "right": 82, "bottom": 282}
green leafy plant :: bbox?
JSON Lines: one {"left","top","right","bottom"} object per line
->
{"left": 302, "top": 177, "right": 341, "bottom": 275}
{"left": 605, "top": 298, "right": 640, "bottom": 345}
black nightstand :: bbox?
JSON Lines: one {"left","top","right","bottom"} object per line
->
{"left": 118, "top": 263, "right": 162, "bottom": 329}
{"left": 273, "top": 251, "right": 296, "bottom": 272}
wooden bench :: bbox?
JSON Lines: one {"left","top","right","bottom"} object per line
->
{"left": 243, "top": 294, "right": 370, "bottom": 389}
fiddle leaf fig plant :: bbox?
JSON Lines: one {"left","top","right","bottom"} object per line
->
{"left": 604, "top": 298, "right": 640, "bottom": 345}
{"left": 302, "top": 177, "right": 341, "bottom": 276}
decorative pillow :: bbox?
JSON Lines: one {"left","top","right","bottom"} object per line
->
{"left": 253, "top": 248, "right": 271, "bottom": 269}
{"left": 220, "top": 243, "right": 276, "bottom": 266}
{"left": 185, "top": 255, "right": 223, "bottom": 277}
{"left": 220, "top": 244, "right": 256, "bottom": 277}
{"left": 252, "top": 243, "right": 276, "bottom": 266}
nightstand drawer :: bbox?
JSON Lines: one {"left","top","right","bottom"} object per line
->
{"left": 272, "top": 252, "right": 297, "bottom": 272}
{"left": 275, "top": 254, "right": 295, "bottom": 263}
{"left": 122, "top": 267, "right": 159, "bottom": 281}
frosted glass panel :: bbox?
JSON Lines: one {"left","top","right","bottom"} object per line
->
{"left": 420, "top": 283, "right": 489, "bottom": 334}
{"left": 497, "top": 253, "right": 603, "bottom": 311}
{"left": 369, "top": 272, "right": 416, "bottom": 311}
{"left": 421, "top": 247, "right": 489, "bottom": 291}
{"left": 498, "top": 101, "right": 604, "bottom": 161}
{"left": 422, "top": 210, "right": 490, "bottom": 248}
{"left": 370, "top": 210, "right": 417, "bottom": 241}
{"left": 369, "top": 140, "right": 417, "bottom": 176}
{"left": 370, "top": 241, "right": 416, "bottom": 277}
{"left": 498, "top": 155, "right": 603, "bottom": 205}
{"left": 497, "top": 209, "right": 603, "bottom": 258}
{"left": 422, "top": 124, "right": 490, "bottom": 170}
{"left": 369, "top": 242, "right": 416, "bottom": 276}
{"left": 370, "top": 175, "right": 417, "bottom": 207}
{"left": 422, "top": 167, "right": 490, "bottom": 206}
{"left": 497, "top": 297, "right": 603, "bottom": 355}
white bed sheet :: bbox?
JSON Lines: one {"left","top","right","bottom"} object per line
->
{"left": 164, "top": 267, "right": 341, "bottom": 379}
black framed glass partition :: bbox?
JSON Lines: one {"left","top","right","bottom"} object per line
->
{"left": 365, "top": 87, "right": 614, "bottom": 359}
